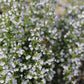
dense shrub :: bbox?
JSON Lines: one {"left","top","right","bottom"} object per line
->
{"left": 0, "top": 0, "right": 83, "bottom": 84}
{"left": 53, "top": 4, "right": 84, "bottom": 84}
{"left": 0, "top": 0, "right": 57, "bottom": 84}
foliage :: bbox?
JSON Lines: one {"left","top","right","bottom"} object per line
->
{"left": 0, "top": 0, "right": 84, "bottom": 84}
{"left": 0, "top": 0, "right": 57, "bottom": 84}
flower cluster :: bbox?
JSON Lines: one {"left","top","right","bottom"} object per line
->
{"left": 0, "top": 0, "right": 84, "bottom": 84}
{"left": 0, "top": 0, "right": 57, "bottom": 84}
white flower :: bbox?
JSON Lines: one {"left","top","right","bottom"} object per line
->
{"left": 27, "top": 75, "right": 32, "bottom": 79}
{"left": 8, "top": 0, "right": 11, "bottom": 3}
{"left": 28, "top": 38, "right": 31, "bottom": 41}
{"left": 63, "top": 66, "right": 68, "bottom": 70}
{"left": 0, "top": 62, "right": 5, "bottom": 66}
{"left": 8, "top": 11, "right": 12, "bottom": 15}
{"left": 20, "top": 68, "right": 24, "bottom": 72}
{"left": 0, "top": 80, "right": 4, "bottom": 83}
{"left": 34, "top": 76, "right": 37, "bottom": 79}
{"left": 17, "top": 48, "right": 24, "bottom": 55}
{"left": 30, "top": 47, "right": 33, "bottom": 51}
{"left": 29, "top": 44, "right": 32, "bottom": 48}
{"left": 14, "top": 68, "right": 19, "bottom": 72}
{"left": 69, "top": 48, "right": 72, "bottom": 54}
{"left": 42, "top": 79, "right": 46, "bottom": 84}
{"left": 8, "top": 72, "right": 11, "bottom": 76}
{"left": 29, "top": 64, "right": 32, "bottom": 69}
{"left": 11, "top": 62, "right": 15, "bottom": 68}
{"left": 40, "top": 60, "right": 43, "bottom": 65}
{"left": 26, "top": 55, "right": 31, "bottom": 60}
{"left": 35, "top": 47, "right": 39, "bottom": 50}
